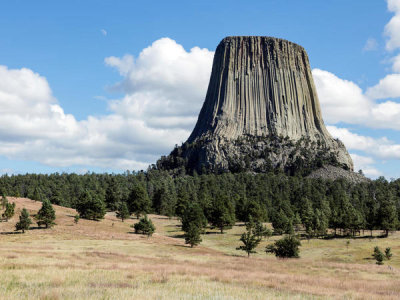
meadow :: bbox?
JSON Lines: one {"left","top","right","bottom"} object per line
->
{"left": 1, "top": 197, "right": 399, "bottom": 299}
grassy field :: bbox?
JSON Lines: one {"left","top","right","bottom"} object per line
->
{"left": 1, "top": 197, "right": 400, "bottom": 299}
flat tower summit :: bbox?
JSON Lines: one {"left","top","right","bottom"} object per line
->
{"left": 157, "top": 36, "right": 354, "bottom": 176}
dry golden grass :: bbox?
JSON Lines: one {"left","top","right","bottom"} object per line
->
{"left": 1, "top": 197, "right": 400, "bottom": 299}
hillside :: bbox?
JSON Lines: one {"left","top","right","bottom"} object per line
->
{"left": 1, "top": 197, "right": 400, "bottom": 299}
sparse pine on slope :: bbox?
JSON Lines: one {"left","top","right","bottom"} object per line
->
{"left": 36, "top": 199, "right": 56, "bottom": 228}
{"left": 15, "top": 208, "right": 32, "bottom": 233}
{"left": 2, "top": 201, "right": 15, "bottom": 221}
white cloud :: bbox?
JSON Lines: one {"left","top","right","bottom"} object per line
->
{"left": 0, "top": 38, "right": 214, "bottom": 171}
{"left": 350, "top": 153, "right": 382, "bottom": 177}
{"left": 363, "top": 38, "right": 378, "bottom": 51}
{"left": 392, "top": 53, "right": 400, "bottom": 72}
{"left": 313, "top": 69, "right": 400, "bottom": 131}
{"left": 366, "top": 74, "right": 400, "bottom": 99}
{"left": 105, "top": 37, "right": 214, "bottom": 131}
{"left": 385, "top": 0, "right": 400, "bottom": 51}
{"left": 312, "top": 69, "right": 371, "bottom": 124}
{"left": 327, "top": 126, "right": 400, "bottom": 160}
{"left": 101, "top": 29, "right": 107, "bottom": 36}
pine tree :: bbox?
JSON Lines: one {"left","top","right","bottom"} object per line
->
{"left": 181, "top": 203, "right": 207, "bottom": 233}
{"left": 1, "top": 195, "right": 7, "bottom": 209}
{"left": 127, "top": 184, "right": 151, "bottom": 219}
{"left": 76, "top": 191, "right": 106, "bottom": 220}
{"left": 272, "top": 209, "right": 290, "bottom": 235}
{"left": 32, "top": 186, "right": 42, "bottom": 201}
{"left": 105, "top": 178, "right": 123, "bottom": 211}
{"left": 36, "top": 199, "right": 56, "bottom": 228}
{"left": 236, "top": 225, "right": 261, "bottom": 257}
{"left": 385, "top": 247, "right": 392, "bottom": 260}
{"left": 377, "top": 194, "right": 398, "bottom": 237}
{"left": 209, "top": 194, "right": 235, "bottom": 233}
{"left": 175, "top": 186, "right": 190, "bottom": 219}
{"left": 133, "top": 215, "right": 155, "bottom": 237}
{"left": 184, "top": 223, "right": 202, "bottom": 248}
{"left": 15, "top": 208, "right": 32, "bottom": 233}
{"left": 116, "top": 202, "right": 130, "bottom": 222}
{"left": 2, "top": 202, "right": 15, "bottom": 221}
{"left": 373, "top": 246, "right": 384, "bottom": 265}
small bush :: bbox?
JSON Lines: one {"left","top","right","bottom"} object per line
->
{"left": 385, "top": 247, "right": 392, "bottom": 260}
{"left": 133, "top": 215, "right": 155, "bottom": 237}
{"left": 266, "top": 235, "right": 301, "bottom": 258}
{"left": 372, "top": 246, "right": 384, "bottom": 265}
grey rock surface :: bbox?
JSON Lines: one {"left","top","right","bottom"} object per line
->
{"left": 158, "top": 36, "right": 354, "bottom": 175}
{"left": 307, "top": 166, "right": 369, "bottom": 184}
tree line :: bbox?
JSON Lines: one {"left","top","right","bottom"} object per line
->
{"left": 0, "top": 170, "right": 398, "bottom": 238}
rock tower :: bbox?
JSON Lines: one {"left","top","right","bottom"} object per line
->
{"left": 157, "top": 36, "right": 353, "bottom": 175}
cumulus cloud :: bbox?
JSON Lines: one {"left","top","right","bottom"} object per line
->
{"left": 327, "top": 126, "right": 400, "bottom": 160}
{"left": 313, "top": 69, "right": 400, "bottom": 131}
{"left": 0, "top": 38, "right": 214, "bottom": 171}
{"left": 385, "top": 0, "right": 400, "bottom": 51}
{"left": 366, "top": 74, "right": 400, "bottom": 99}
{"left": 105, "top": 38, "right": 214, "bottom": 130}
{"left": 350, "top": 153, "right": 382, "bottom": 177}
{"left": 393, "top": 53, "right": 400, "bottom": 72}
{"left": 312, "top": 69, "right": 371, "bottom": 124}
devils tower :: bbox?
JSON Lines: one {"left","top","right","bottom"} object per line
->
{"left": 157, "top": 36, "right": 354, "bottom": 176}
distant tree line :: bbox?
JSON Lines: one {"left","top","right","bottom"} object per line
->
{"left": 0, "top": 170, "right": 398, "bottom": 237}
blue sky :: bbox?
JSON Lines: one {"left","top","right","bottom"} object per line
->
{"left": 0, "top": 0, "right": 400, "bottom": 178}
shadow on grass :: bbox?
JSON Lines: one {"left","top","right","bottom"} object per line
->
{"left": 322, "top": 234, "right": 388, "bottom": 240}
{"left": 165, "top": 224, "right": 181, "bottom": 228}
{"left": 171, "top": 234, "right": 185, "bottom": 239}
{"left": 0, "top": 231, "right": 23, "bottom": 235}
{"left": 173, "top": 244, "right": 190, "bottom": 248}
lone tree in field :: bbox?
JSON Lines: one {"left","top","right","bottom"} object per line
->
{"left": 36, "top": 199, "right": 56, "bottom": 228}
{"left": 76, "top": 191, "right": 106, "bottom": 221}
{"left": 133, "top": 215, "right": 155, "bottom": 237}
{"left": 74, "top": 214, "right": 80, "bottom": 224}
{"left": 209, "top": 194, "right": 235, "bottom": 233}
{"left": 184, "top": 222, "right": 202, "bottom": 248}
{"left": 237, "top": 224, "right": 261, "bottom": 257}
{"left": 116, "top": 202, "right": 130, "bottom": 222}
{"left": 127, "top": 184, "right": 151, "bottom": 219}
{"left": 266, "top": 235, "right": 301, "bottom": 258}
{"left": 2, "top": 202, "right": 15, "bottom": 221}
{"left": 15, "top": 208, "right": 32, "bottom": 233}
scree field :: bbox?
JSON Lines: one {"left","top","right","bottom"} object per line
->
{"left": 1, "top": 198, "right": 399, "bottom": 300}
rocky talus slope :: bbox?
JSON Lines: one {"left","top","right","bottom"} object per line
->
{"left": 157, "top": 36, "right": 356, "bottom": 177}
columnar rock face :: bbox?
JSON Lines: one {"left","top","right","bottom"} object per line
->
{"left": 157, "top": 36, "right": 353, "bottom": 175}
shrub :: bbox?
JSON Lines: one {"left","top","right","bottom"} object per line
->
{"left": 385, "top": 247, "right": 392, "bottom": 260}
{"left": 266, "top": 235, "right": 301, "bottom": 258}
{"left": 373, "top": 246, "right": 384, "bottom": 265}
{"left": 133, "top": 215, "right": 155, "bottom": 237}
{"left": 2, "top": 202, "right": 15, "bottom": 221}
